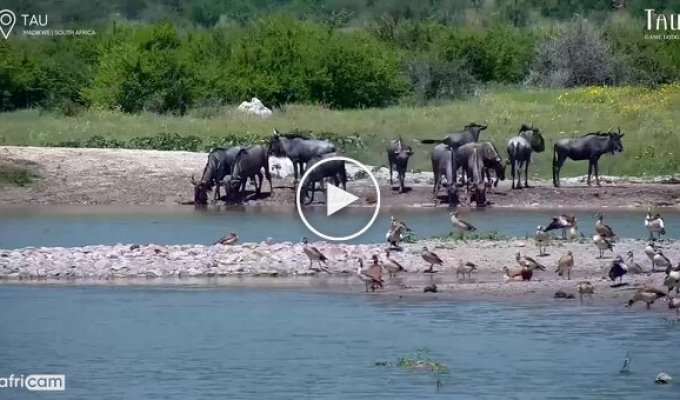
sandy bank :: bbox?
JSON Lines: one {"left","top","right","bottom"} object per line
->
{"left": 2, "top": 146, "right": 680, "bottom": 208}
{"left": 2, "top": 239, "right": 678, "bottom": 311}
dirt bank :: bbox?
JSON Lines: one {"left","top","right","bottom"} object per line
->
{"left": 2, "top": 146, "right": 680, "bottom": 208}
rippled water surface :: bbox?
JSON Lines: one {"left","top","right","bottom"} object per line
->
{"left": 0, "top": 285, "right": 678, "bottom": 399}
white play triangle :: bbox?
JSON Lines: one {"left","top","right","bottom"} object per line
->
{"left": 326, "top": 184, "right": 359, "bottom": 216}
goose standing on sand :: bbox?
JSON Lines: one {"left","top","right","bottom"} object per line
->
{"left": 625, "top": 251, "right": 644, "bottom": 274}
{"left": 593, "top": 234, "right": 614, "bottom": 258}
{"left": 555, "top": 250, "right": 574, "bottom": 280}
{"left": 450, "top": 211, "right": 476, "bottom": 235}
{"left": 576, "top": 281, "right": 594, "bottom": 303}
{"left": 214, "top": 232, "right": 239, "bottom": 245}
{"left": 626, "top": 286, "right": 666, "bottom": 310}
{"left": 595, "top": 212, "right": 617, "bottom": 241}
{"left": 544, "top": 214, "right": 576, "bottom": 240}
{"left": 386, "top": 216, "right": 411, "bottom": 249}
{"left": 664, "top": 268, "right": 680, "bottom": 295}
{"left": 302, "top": 237, "right": 331, "bottom": 273}
{"left": 456, "top": 260, "right": 478, "bottom": 279}
{"left": 608, "top": 255, "right": 628, "bottom": 284}
{"left": 383, "top": 249, "right": 408, "bottom": 278}
{"left": 653, "top": 248, "right": 672, "bottom": 273}
{"left": 421, "top": 246, "right": 444, "bottom": 273}
{"left": 356, "top": 258, "right": 383, "bottom": 292}
{"left": 645, "top": 212, "right": 666, "bottom": 241}
{"left": 645, "top": 241, "right": 661, "bottom": 270}
{"left": 503, "top": 265, "right": 532, "bottom": 281}
{"left": 515, "top": 252, "right": 546, "bottom": 271}
{"left": 535, "top": 226, "right": 549, "bottom": 256}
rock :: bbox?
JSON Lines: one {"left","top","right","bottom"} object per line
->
{"left": 655, "top": 373, "right": 672, "bottom": 384}
{"left": 236, "top": 97, "right": 272, "bottom": 118}
{"left": 424, "top": 284, "right": 438, "bottom": 293}
{"left": 554, "top": 290, "right": 575, "bottom": 299}
{"left": 269, "top": 156, "right": 294, "bottom": 178}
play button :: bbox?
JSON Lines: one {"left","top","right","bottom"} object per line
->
{"left": 326, "top": 183, "right": 359, "bottom": 216}
{"left": 295, "top": 156, "right": 380, "bottom": 242}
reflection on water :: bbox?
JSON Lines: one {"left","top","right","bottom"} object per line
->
{"left": 0, "top": 206, "right": 678, "bottom": 249}
{"left": 0, "top": 285, "right": 677, "bottom": 399}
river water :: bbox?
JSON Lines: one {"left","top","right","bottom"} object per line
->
{"left": 0, "top": 285, "right": 677, "bottom": 399}
{"left": 0, "top": 206, "right": 677, "bottom": 249}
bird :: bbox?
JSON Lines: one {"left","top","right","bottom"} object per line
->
{"left": 645, "top": 212, "right": 666, "bottom": 241}
{"left": 576, "top": 281, "right": 594, "bottom": 303}
{"left": 383, "top": 249, "right": 408, "bottom": 278}
{"left": 592, "top": 234, "right": 614, "bottom": 258}
{"left": 302, "top": 237, "right": 331, "bottom": 273}
{"left": 450, "top": 211, "right": 476, "bottom": 235}
{"left": 214, "top": 232, "right": 239, "bottom": 245}
{"left": 356, "top": 257, "right": 383, "bottom": 292}
{"left": 625, "top": 251, "right": 644, "bottom": 274}
{"left": 668, "top": 296, "right": 680, "bottom": 314}
{"left": 653, "top": 248, "right": 672, "bottom": 273}
{"left": 421, "top": 246, "right": 443, "bottom": 273}
{"left": 503, "top": 266, "right": 532, "bottom": 281}
{"left": 456, "top": 260, "right": 478, "bottom": 279}
{"left": 626, "top": 286, "right": 666, "bottom": 310}
{"left": 515, "top": 252, "right": 546, "bottom": 271}
{"left": 543, "top": 214, "right": 576, "bottom": 240}
{"left": 645, "top": 241, "right": 661, "bottom": 270}
{"left": 595, "top": 212, "right": 617, "bottom": 240}
{"left": 608, "top": 255, "right": 628, "bottom": 284}
{"left": 535, "top": 226, "right": 550, "bottom": 256}
{"left": 555, "top": 250, "right": 574, "bottom": 280}
{"left": 664, "top": 269, "right": 680, "bottom": 296}
{"left": 386, "top": 216, "right": 411, "bottom": 250}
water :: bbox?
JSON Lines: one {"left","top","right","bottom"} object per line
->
{"left": 0, "top": 206, "right": 677, "bottom": 249}
{"left": 0, "top": 285, "right": 677, "bottom": 399}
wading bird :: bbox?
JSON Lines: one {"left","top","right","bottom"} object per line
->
{"left": 593, "top": 234, "right": 614, "bottom": 258}
{"left": 214, "top": 232, "right": 239, "bottom": 245}
{"left": 302, "top": 237, "right": 330, "bottom": 273}
{"left": 555, "top": 250, "right": 574, "bottom": 280}
{"left": 645, "top": 212, "right": 666, "bottom": 241}
{"left": 421, "top": 246, "right": 444, "bottom": 273}
{"left": 543, "top": 214, "right": 576, "bottom": 240}
{"left": 383, "top": 249, "right": 408, "bottom": 278}
{"left": 576, "top": 281, "right": 594, "bottom": 303}
{"left": 386, "top": 216, "right": 411, "bottom": 250}
{"left": 625, "top": 251, "right": 644, "bottom": 274}
{"left": 653, "top": 248, "right": 672, "bottom": 273}
{"left": 645, "top": 241, "right": 661, "bottom": 271}
{"left": 595, "top": 212, "right": 617, "bottom": 240}
{"left": 535, "top": 226, "right": 550, "bottom": 256}
{"left": 356, "top": 257, "right": 383, "bottom": 292}
{"left": 450, "top": 211, "right": 476, "bottom": 236}
{"left": 664, "top": 268, "right": 680, "bottom": 296}
{"left": 503, "top": 265, "right": 532, "bottom": 281}
{"left": 626, "top": 286, "right": 666, "bottom": 310}
{"left": 608, "top": 255, "right": 628, "bottom": 284}
{"left": 456, "top": 260, "right": 478, "bottom": 279}
{"left": 515, "top": 252, "right": 546, "bottom": 271}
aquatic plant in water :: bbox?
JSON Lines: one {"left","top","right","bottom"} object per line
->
{"left": 375, "top": 348, "right": 449, "bottom": 374}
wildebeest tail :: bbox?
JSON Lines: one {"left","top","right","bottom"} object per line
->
{"left": 420, "top": 139, "right": 442, "bottom": 144}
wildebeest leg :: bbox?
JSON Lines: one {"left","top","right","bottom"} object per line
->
{"left": 388, "top": 162, "right": 393, "bottom": 186}
{"left": 587, "top": 160, "right": 593, "bottom": 186}
{"left": 255, "top": 172, "right": 263, "bottom": 195}
{"left": 432, "top": 175, "right": 441, "bottom": 205}
{"left": 593, "top": 157, "right": 601, "bottom": 186}
{"left": 524, "top": 159, "right": 532, "bottom": 188}
{"left": 515, "top": 161, "right": 524, "bottom": 189}
{"left": 399, "top": 171, "right": 405, "bottom": 193}
{"left": 510, "top": 159, "right": 517, "bottom": 189}
{"left": 552, "top": 153, "right": 567, "bottom": 188}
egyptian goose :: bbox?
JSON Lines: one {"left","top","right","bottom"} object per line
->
{"left": 593, "top": 234, "right": 614, "bottom": 258}
{"left": 626, "top": 286, "right": 666, "bottom": 309}
{"left": 576, "top": 281, "right": 594, "bottom": 302}
{"left": 664, "top": 269, "right": 680, "bottom": 295}
{"left": 214, "top": 232, "right": 239, "bottom": 245}
{"left": 645, "top": 212, "right": 665, "bottom": 241}
{"left": 302, "top": 237, "right": 331, "bottom": 273}
{"left": 456, "top": 260, "right": 478, "bottom": 279}
{"left": 608, "top": 255, "right": 628, "bottom": 284}
{"left": 625, "top": 251, "right": 644, "bottom": 274}
{"left": 645, "top": 241, "right": 661, "bottom": 270}
{"left": 516, "top": 252, "right": 546, "bottom": 271}
{"left": 356, "top": 258, "right": 383, "bottom": 292}
{"left": 450, "top": 211, "right": 476, "bottom": 235}
{"left": 555, "top": 250, "right": 574, "bottom": 280}
{"left": 421, "top": 246, "right": 443, "bottom": 273}
{"left": 386, "top": 216, "right": 411, "bottom": 249}
{"left": 503, "top": 265, "right": 532, "bottom": 281}
{"left": 653, "top": 249, "right": 672, "bottom": 273}
{"left": 383, "top": 249, "right": 408, "bottom": 277}
{"left": 595, "top": 212, "right": 617, "bottom": 240}
{"left": 535, "top": 226, "right": 549, "bottom": 256}
{"left": 544, "top": 214, "right": 576, "bottom": 240}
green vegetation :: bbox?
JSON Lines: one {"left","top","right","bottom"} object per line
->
{"left": 0, "top": 162, "right": 40, "bottom": 187}
{"left": 375, "top": 348, "right": 449, "bottom": 375}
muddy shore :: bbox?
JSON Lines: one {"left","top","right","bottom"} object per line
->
{"left": 2, "top": 239, "right": 678, "bottom": 313}
{"left": 3, "top": 146, "right": 680, "bottom": 208}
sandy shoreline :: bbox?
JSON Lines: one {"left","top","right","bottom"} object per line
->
{"left": 3, "top": 146, "right": 680, "bottom": 208}
{"left": 2, "top": 238, "right": 679, "bottom": 313}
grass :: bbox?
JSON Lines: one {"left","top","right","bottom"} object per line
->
{"left": 375, "top": 348, "right": 449, "bottom": 375}
{"left": 0, "top": 162, "right": 40, "bottom": 187}
{"left": 1, "top": 85, "right": 679, "bottom": 178}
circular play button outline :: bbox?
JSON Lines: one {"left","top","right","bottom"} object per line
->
{"left": 295, "top": 156, "right": 381, "bottom": 242}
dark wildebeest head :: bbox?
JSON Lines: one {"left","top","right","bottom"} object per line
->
{"left": 191, "top": 175, "right": 210, "bottom": 205}
{"left": 606, "top": 127, "right": 625, "bottom": 154}
{"left": 464, "top": 122, "right": 488, "bottom": 142}
{"left": 268, "top": 128, "right": 287, "bottom": 157}
{"left": 519, "top": 124, "right": 545, "bottom": 153}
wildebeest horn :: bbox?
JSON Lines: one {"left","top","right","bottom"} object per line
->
{"left": 606, "top": 126, "right": 614, "bottom": 133}
{"left": 618, "top": 126, "right": 621, "bottom": 134}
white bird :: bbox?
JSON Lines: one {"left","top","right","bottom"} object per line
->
{"left": 593, "top": 234, "right": 614, "bottom": 258}
{"left": 356, "top": 257, "right": 383, "bottom": 292}
{"left": 608, "top": 255, "right": 628, "bottom": 284}
{"left": 456, "top": 260, "right": 478, "bottom": 279}
{"left": 664, "top": 269, "right": 680, "bottom": 296}
{"left": 645, "top": 241, "right": 661, "bottom": 270}
{"left": 535, "top": 226, "right": 549, "bottom": 256}
{"left": 653, "top": 249, "right": 672, "bottom": 273}
{"left": 645, "top": 212, "right": 666, "bottom": 241}
{"left": 625, "top": 251, "right": 644, "bottom": 274}
{"left": 450, "top": 211, "right": 476, "bottom": 235}
{"left": 302, "top": 237, "right": 331, "bottom": 273}
{"left": 383, "top": 249, "right": 408, "bottom": 277}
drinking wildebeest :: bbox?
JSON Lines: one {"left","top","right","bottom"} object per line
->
{"left": 421, "top": 123, "right": 487, "bottom": 149}
{"left": 506, "top": 124, "right": 546, "bottom": 189}
{"left": 300, "top": 153, "right": 347, "bottom": 205}
{"left": 268, "top": 129, "right": 335, "bottom": 184}
{"left": 455, "top": 141, "right": 506, "bottom": 188}
{"left": 552, "top": 128, "right": 625, "bottom": 187}
{"left": 431, "top": 143, "right": 460, "bottom": 207}
{"left": 191, "top": 146, "right": 244, "bottom": 204}
{"left": 385, "top": 138, "right": 414, "bottom": 193}
{"left": 463, "top": 145, "right": 489, "bottom": 206}
{"left": 224, "top": 145, "right": 273, "bottom": 203}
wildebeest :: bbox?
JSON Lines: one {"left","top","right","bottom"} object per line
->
{"left": 268, "top": 129, "right": 335, "bottom": 183}
{"left": 421, "top": 122, "right": 487, "bottom": 149}
{"left": 431, "top": 144, "right": 460, "bottom": 207}
{"left": 301, "top": 153, "right": 348, "bottom": 205}
{"left": 455, "top": 141, "right": 506, "bottom": 188}
{"left": 192, "top": 146, "right": 243, "bottom": 204}
{"left": 386, "top": 138, "right": 414, "bottom": 193}
{"left": 552, "top": 128, "right": 625, "bottom": 187}
{"left": 506, "top": 124, "right": 546, "bottom": 189}
{"left": 224, "top": 145, "right": 273, "bottom": 203}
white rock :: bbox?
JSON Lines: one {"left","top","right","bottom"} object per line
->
{"left": 269, "top": 156, "right": 295, "bottom": 178}
{"left": 655, "top": 372, "right": 672, "bottom": 384}
{"left": 237, "top": 97, "right": 272, "bottom": 118}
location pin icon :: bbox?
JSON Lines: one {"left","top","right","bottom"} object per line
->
{"left": 0, "top": 9, "right": 17, "bottom": 40}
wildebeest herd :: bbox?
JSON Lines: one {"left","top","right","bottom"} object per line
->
{"left": 191, "top": 124, "right": 625, "bottom": 207}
